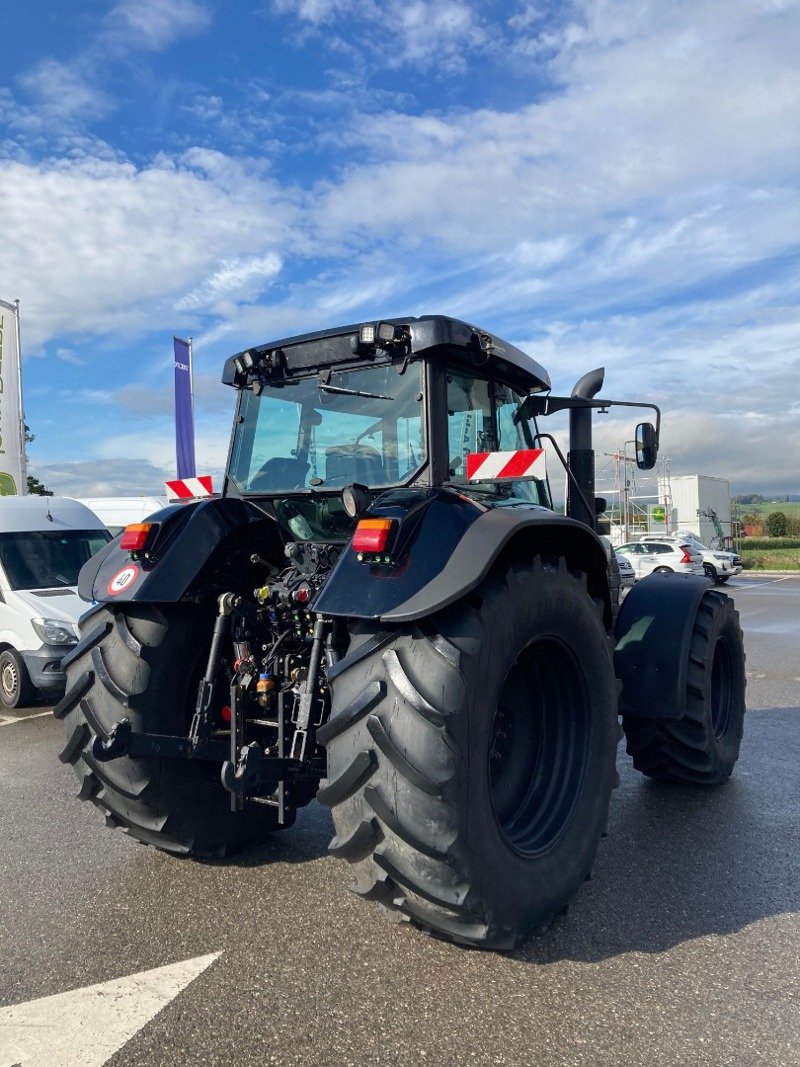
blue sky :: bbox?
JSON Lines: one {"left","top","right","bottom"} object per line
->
{"left": 1, "top": 0, "right": 798, "bottom": 497}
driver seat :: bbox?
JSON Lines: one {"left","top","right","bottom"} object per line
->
{"left": 325, "top": 444, "right": 384, "bottom": 485}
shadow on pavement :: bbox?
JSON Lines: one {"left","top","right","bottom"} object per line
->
{"left": 515, "top": 706, "right": 800, "bottom": 963}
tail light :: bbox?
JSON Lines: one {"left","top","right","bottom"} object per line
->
{"left": 120, "top": 522, "right": 154, "bottom": 552}
{"left": 679, "top": 546, "right": 692, "bottom": 564}
{"left": 352, "top": 518, "right": 395, "bottom": 554}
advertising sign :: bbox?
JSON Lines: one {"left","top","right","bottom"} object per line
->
{"left": 648, "top": 503, "right": 668, "bottom": 529}
{"left": 174, "top": 336, "right": 196, "bottom": 479}
{"left": 0, "top": 298, "right": 27, "bottom": 495}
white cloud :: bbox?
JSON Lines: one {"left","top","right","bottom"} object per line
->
{"left": 0, "top": 153, "right": 294, "bottom": 347}
{"left": 55, "top": 347, "right": 85, "bottom": 366}
{"left": 18, "top": 59, "right": 113, "bottom": 122}
{"left": 271, "top": 0, "right": 486, "bottom": 70}
{"left": 176, "top": 253, "right": 283, "bottom": 311}
{"left": 103, "top": 0, "right": 212, "bottom": 52}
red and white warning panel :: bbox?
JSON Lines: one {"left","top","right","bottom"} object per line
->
{"left": 466, "top": 449, "right": 546, "bottom": 482}
{"left": 165, "top": 475, "right": 214, "bottom": 500}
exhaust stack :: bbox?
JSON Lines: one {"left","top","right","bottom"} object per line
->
{"left": 567, "top": 367, "right": 604, "bottom": 529}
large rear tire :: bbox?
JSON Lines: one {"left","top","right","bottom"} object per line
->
{"left": 318, "top": 557, "right": 619, "bottom": 950}
{"left": 56, "top": 602, "right": 286, "bottom": 855}
{"left": 622, "top": 588, "right": 746, "bottom": 784}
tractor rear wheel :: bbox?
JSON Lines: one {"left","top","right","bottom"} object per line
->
{"left": 56, "top": 602, "right": 286, "bottom": 856}
{"left": 622, "top": 588, "right": 746, "bottom": 784}
{"left": 318, "top": 557, "right": 619, "bottom": 950}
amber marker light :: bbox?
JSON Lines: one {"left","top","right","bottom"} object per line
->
{"left": 120, "top": 523, "right": 153, "bottom": 552}
{"left": 352, "top": 518, "right": 395, "bottom": 554}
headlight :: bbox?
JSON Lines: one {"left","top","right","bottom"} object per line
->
{"left": 31, "top": 617, "right": 79, "bottom": 645}
{"left": 713, "top": 553, "right": 729, "bottom": 560}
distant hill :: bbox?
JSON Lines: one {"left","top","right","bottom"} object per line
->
{"left": 733, "top": 494, "right": 800, "bottom": 505}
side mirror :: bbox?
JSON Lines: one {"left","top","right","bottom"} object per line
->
{"left": 594, "top": 496, "right": 608, "bottom": 516}
{"left": 635, "top": 422, "right": 658, "bottom": 470}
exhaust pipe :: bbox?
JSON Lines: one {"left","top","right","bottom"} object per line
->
{"left": 567, "top": 367, "right": 604, "bottom": 529}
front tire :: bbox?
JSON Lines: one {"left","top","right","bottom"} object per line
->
{"left": 56, "top": 602, "right": 286, "bottom": 855}
{"left": 623, "top": 589, "right": 746, "bottom": 784}
{"left": 318, "top": 557, "right": 619, "bottom": 950}
{"left": 0, "top": 649, "right": 35, "bottom": 709}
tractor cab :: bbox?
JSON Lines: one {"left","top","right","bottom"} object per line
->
{"left": 223, "top": 315, "right": 554, "bottom": 539}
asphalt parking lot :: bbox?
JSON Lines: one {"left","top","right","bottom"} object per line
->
{"left": 1, "top": 575, "right": 798, "bottom": 1067}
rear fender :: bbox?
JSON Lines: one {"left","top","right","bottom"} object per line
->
{"left": 78, "top": 497, "right": 284, "bottom": 604}
{"left": 314, "top": 489, "right": 611, "bottom": 624}
{"left": 614, "top": 572, "right": 712, "bottom": 719}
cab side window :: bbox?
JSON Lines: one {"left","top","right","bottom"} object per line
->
{"left": 446, "top": 371, "right": 493, "bottom": 479}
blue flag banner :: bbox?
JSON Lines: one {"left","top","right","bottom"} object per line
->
{"left": 174, "top": 336, "right": 196, "bottom": 479}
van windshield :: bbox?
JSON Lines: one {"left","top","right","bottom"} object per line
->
{"left": 0, "top": 530, "right": 112, "bottom": 590}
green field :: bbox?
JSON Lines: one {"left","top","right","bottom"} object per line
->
{"left": 736, "top": 501, "right": 800, "bottom": 518}
{"left": 740, "top": 548, "right": 800, "bottom": 571}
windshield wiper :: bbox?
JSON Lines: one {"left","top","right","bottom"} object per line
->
{"left": 319, "top": 383, "right": 394, "bottom": 401}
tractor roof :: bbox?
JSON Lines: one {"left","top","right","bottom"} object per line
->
{"left": 222, "top": 315, "right": 551, "bottom": 393}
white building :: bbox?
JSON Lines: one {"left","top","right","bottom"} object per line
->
{"left": 657, "top": 475, "right": 732, "bottom": 546}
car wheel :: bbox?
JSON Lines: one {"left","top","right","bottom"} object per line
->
{"left": 0, "top": 649, "right": 36, "bottom": 709}
{"left": 703, "top": 563, "right": 718, "bottom": 582}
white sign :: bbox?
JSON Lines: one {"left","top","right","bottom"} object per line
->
{"left": 0, "top": 298, "right": 27, "bottom": 495}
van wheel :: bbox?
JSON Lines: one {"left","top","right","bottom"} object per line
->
{"left": 0, "top": 649, "right": 35, "bottom": 709}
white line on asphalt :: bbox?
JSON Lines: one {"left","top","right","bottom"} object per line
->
{"left": 733, "top": 577, "right": 794, "bottom": 589}
{"left": 0, "top": 952, "right": 221, "bottom": 1067}
{"left": 0, "top": 709, "right": 53, "bottom": 727}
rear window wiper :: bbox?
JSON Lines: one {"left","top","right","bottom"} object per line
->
{"left": 319, "top": 383, "right": 394, "bottom": 401}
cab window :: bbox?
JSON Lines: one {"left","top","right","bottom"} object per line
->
{"left": 445, "top": 368, "right": 550, "bottom": 507}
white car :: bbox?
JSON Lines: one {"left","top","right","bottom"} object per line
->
{"left": 640, "top": 533, "right": 741, "bottom": 585}
{"left": 616, "top": 539, "right": 704, "bottom": 580}
{"left": 614, "top": 551, "right": 636, "bottom": 590}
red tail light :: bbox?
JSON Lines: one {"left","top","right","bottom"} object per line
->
{"left": 120, "top": 523, "right": 153, "bottom": 551}
{"left": 352, "top": 518, "right": 395, "bottom": 554}
{"left": 679, "top": 546, "right": 692, "bottom": 564}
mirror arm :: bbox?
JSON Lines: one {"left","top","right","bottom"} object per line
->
{"left": 527, "top": 395, "right": 661, "bottom": 447}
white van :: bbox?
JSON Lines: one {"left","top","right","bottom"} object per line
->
{"left": 74, "top": 496, "right": 170, "bottom": 536}
{"left": 0, "top": 497, "right": 111, "bottom": 708}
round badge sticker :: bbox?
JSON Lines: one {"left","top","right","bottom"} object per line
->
{"left": 107, "top": 564, "right": 140, "bottom": 596}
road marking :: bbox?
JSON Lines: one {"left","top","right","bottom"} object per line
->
{"left": 0, "top": 710, "right": 53, "bottom": 727}
{"left": 734, "top": 577, "right": 794, "bottom": 589}
{"left": 0, "top": 952, "right": 220, "bottom": 1067}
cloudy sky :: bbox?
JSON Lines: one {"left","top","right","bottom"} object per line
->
{"left": 1, "top": 0, "right": 798, "bottom": 498}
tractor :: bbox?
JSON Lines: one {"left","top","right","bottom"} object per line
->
{"left": 57, "top": 316, "right": 746, "bottom": 950}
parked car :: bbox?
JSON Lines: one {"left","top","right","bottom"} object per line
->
{"left": 0, "top": 497, "right": 112, "bottom": 708}
{"left": 615, "top": 538, "right": 704, "bottom": 580}
{"left": 640, "top": 533, "right": 742, "bottom": 584}
{"left": 614, "top": 550, "right": 636, "bottom": 590}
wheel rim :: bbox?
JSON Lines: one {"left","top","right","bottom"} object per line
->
{"left": 711, "top": 635, "right": 734, "bottom": 739}
{"left": 489, "top": 637, "right": 591, "bottom": 857}
{"left": 1, "top": 658, "right": 19, "bottom": 701}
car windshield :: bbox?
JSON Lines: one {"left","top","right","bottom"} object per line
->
{"left": 228, "top": 361, "right": 425, "bottom": 494}
{"left": 0, "top": 530, "right": 112, "bottom": 590}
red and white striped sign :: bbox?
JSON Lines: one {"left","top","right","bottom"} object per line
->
{"left": 466, "top": 449, "right": 546, "bottom": 482}
{"left": 165, "top": 475, "right": 214, "bottom": 499}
